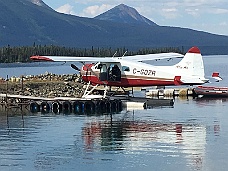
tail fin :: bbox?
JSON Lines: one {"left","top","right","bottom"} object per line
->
{"left": 174, "top": 47, "right": 205, "bottom": 79}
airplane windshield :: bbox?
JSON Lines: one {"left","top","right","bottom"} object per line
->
{"left": 101, "top": 64, "right": 107, "bottom": 72}
{"left": 94, "top": 62, "right": 99, "bottom": 69}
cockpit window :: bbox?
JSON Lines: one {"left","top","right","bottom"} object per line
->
{"left": 94, "top": 62, "right": 100, "bottom": 69}
{"left": 122, "top": 66, "right": 130, "bottom": 72}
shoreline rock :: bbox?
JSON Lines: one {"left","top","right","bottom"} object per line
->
{"left": 0, "top": 73, "right": 85, "bottom": 98}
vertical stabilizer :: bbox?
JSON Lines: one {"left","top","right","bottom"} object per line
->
{"left": 174, "top": 47, "right": 205, "bottom": 78}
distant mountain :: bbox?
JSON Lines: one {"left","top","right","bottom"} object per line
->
{"left": 94, "top": 4, "right": 157, "bottom": 26}
{"left": 29, "top": 0, "right": 52, "bottom": 10}
{"left": 0, "top": 0, "right": 228, "bottom": 54}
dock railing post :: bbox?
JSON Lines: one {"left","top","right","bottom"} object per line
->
{"left": 5, "top": 75, "right": 8, "bottom": 108}
{"left": 21, "top": 75, "right": 24, "bottom": 111}
{"left": 21, "top": 75, "right": 24, "bottom": 96}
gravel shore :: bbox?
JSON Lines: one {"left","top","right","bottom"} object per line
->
{"left": 0, "top": 73, "right": 85, "bottom": 98}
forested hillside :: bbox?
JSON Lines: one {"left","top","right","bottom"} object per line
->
{"left": 0, "top": 45, "right": 182, "bottom": 63}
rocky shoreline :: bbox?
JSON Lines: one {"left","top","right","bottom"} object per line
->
{"left": 0, "top": 72, "right": 85, "bottom": 98}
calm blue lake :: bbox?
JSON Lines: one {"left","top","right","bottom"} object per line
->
{"left": 0, "top": 55, "right": 228, "bottom": 171}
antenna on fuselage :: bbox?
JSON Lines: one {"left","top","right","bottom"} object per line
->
{"left": 122, "top": 51, "right": 127, "bottom": 57}
{"left": 112, "top": 51, "right": 117, "bottom": 57}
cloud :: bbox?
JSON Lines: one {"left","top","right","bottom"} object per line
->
{"left": 211, "top": 8, "right": 228, "bottom": 14}
{"left": 81, "top": 4, "right": 113, "bottom": 17}
{"left": 56, "top": 4, "right": 76, "bottom": 15}
{"left": 185, "top": 8, "right": 200, "bottom": 16}
{"left": 161, "top": 8, "right": 179, "bottom": 19}
{"left": 219, "top": 22, "right": 227, "bottom": 26}
{"left": 136, "top": 4, "right": 180, "bottom": 20}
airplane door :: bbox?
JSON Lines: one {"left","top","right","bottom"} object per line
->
{"left": 99, "top": 64, "right": 108, "bottom": 81}
{"left": 109, "top": 64, "right": 121, "bottom": 81}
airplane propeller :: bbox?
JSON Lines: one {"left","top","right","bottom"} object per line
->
{"left": 71, "top": 63, "right": 83, "bottom": 82}
{"left": 71, "top": 64, "right": 80, "bottom": 71}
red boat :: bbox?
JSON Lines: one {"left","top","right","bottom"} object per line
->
{"left": 194, "top": 86, "right": 228, "bottom": 97}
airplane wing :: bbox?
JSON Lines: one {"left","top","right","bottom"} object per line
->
{"left": 30, "top": 56, "right": 117, "bottom": 62}
{"left": 121, "top": 53, "right": 184, "bottom": 61}
{"left": 30, "top": 52, "right": 183, "bottom": 62}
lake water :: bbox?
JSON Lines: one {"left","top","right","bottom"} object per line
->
{"left": 0, "top": 55, "right": 228, "bottom": 171}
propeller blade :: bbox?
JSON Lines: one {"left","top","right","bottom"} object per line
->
{"left": 71, "top": 64, "right": 80, "bottom": 71}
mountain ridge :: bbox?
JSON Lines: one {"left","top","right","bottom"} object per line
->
{"left": 94, "top": 4, "right": 157, "bottom": 26}
{"left": 0, "top": 0, "right": 228, "bottom": 54}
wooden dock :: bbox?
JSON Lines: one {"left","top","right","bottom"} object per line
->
{"left": 0, "top": 93, "right": 175, "bottom": 113}
{"left": 0, "top": 93, "right": 122, "bottom": 114}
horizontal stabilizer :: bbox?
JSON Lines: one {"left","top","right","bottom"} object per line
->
{"left": 212, "top": 72, "right": 222, "bottom": 81}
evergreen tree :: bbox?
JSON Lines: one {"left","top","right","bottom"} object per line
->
{"left": 0, "top": 44, "right": 182, "bottom": 63}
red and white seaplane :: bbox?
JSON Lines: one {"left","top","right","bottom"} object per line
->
{"left": 30, "top": 46, "right": 219, "bottom": 98}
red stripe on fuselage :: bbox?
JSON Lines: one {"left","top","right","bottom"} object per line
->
{"left": 82, "top": 75, "right": 174, "bottom": 87}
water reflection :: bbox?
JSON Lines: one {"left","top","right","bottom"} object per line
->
{"left": 195, "top": 97, "right": 228, "bottom": 106}
{"left": 82, "top": 114, "right": 208, "bottom": 170}
{"left": 0, "top": 104, "right": 225, "bottom": 171}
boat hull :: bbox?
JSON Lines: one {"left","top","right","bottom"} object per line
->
{"left": 194, "top": 86, "right": 228, "bottom": 97}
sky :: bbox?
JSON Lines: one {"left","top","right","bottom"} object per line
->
{"left": 42, "top": 0, "right": 228, "bottom": 36}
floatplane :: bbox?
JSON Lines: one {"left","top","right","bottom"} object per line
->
{"left": 30, "top": 46, "right": 221, "bottom": 98}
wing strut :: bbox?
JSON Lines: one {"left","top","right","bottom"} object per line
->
{"left": 80, "top": 62, "right": 109, "bottom": 98}
{"left": 82, "top": 81, "right": 108, "bottom": 99}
